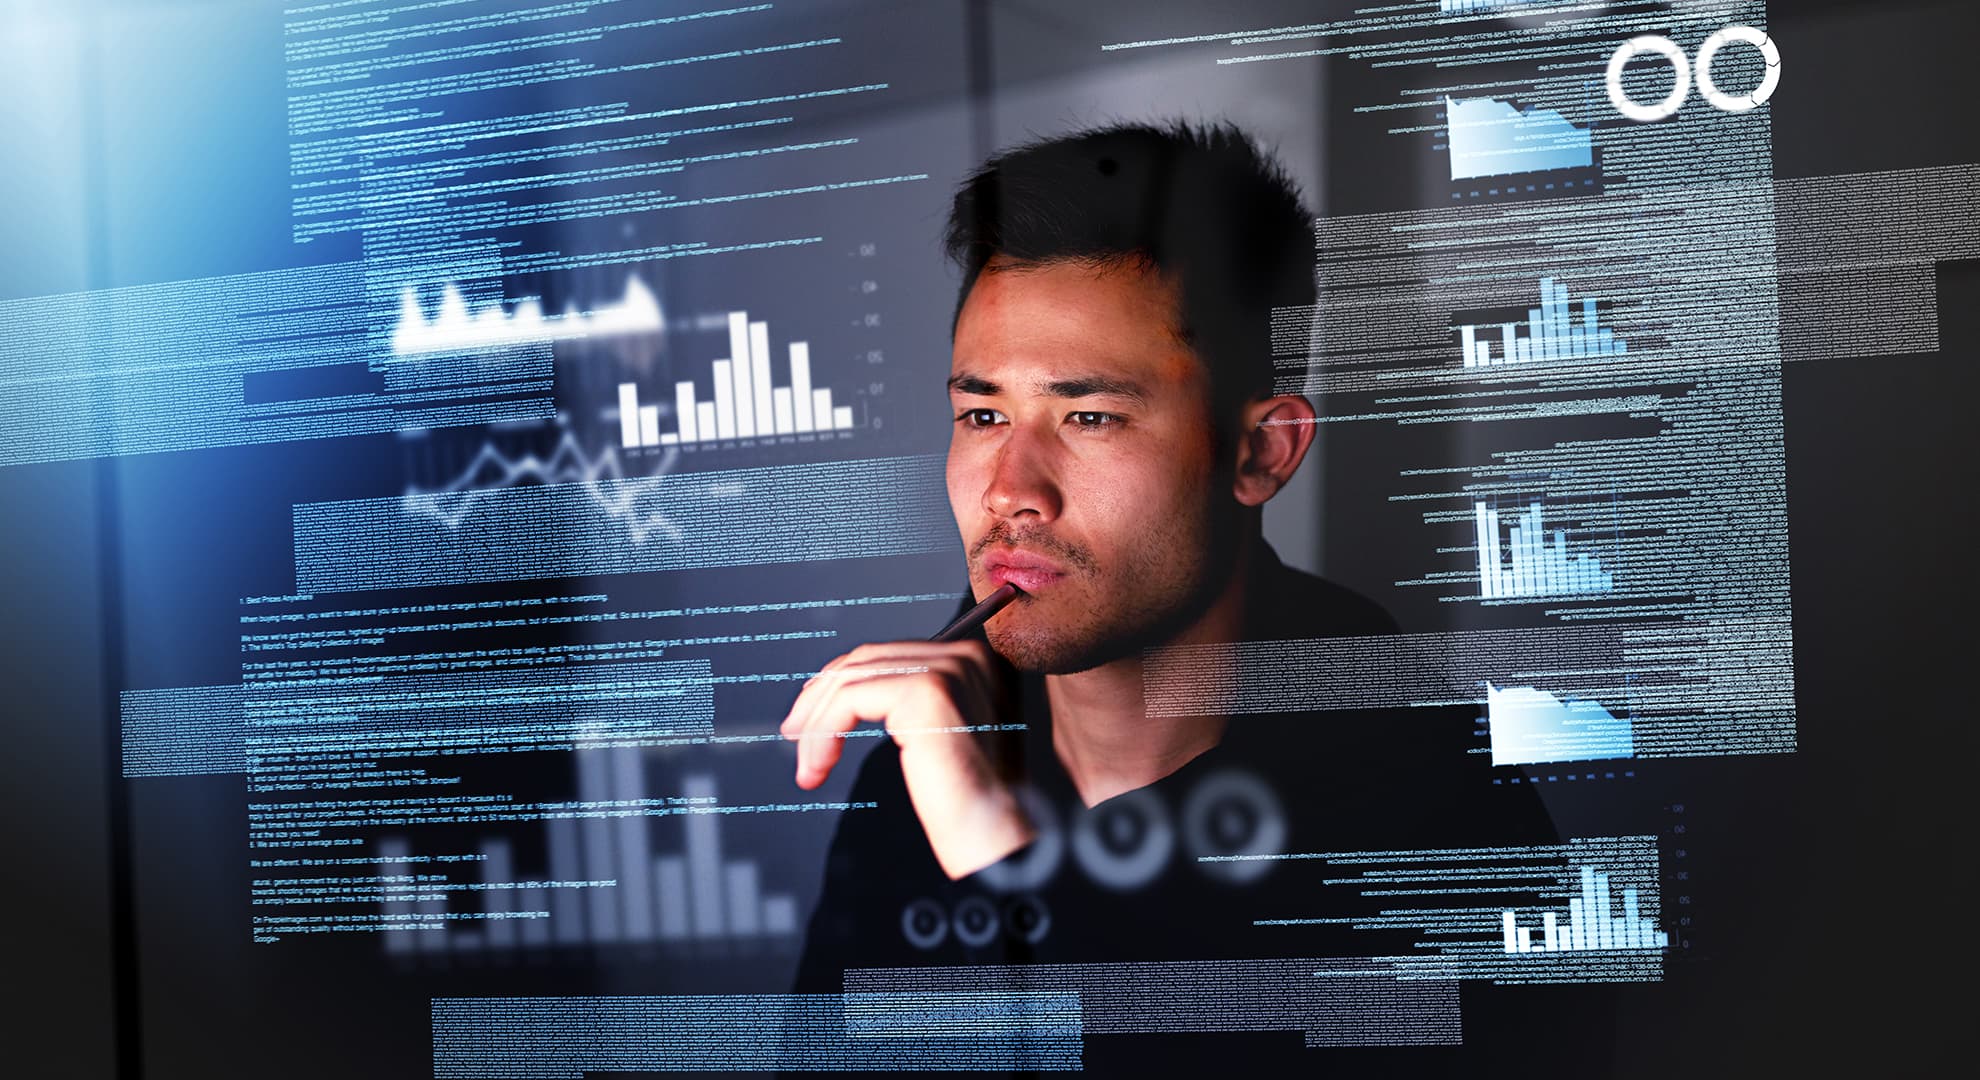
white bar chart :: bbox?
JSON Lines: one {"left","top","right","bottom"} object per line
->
{"left": 1474, "top": 500, "right": 1613, "bottom": 599}
{"left": 1501, "top": 865, "right": 1668, "bottom": 953}
{"left": 1457, "top": 278, "right": 1625, "bottom": 369}
{"left": 619, "top": 310, "right": 857, "bottom": 448}
{"left": 562, "top": 759, "right": 800, "bottom": 945}
{"left": 380, "top": 752, "right": 800, "bottom": 954}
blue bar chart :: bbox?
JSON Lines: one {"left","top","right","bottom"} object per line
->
{"left": 1474, "top": 500, "right": 1613, "bottom": 599}
{"left": 1501, "top": 865, "right": 1668, "bottom": 953}
{"left": 619, "top": 311, "right": 855, "bottom": 448}
{"left": 1456, "top": 278, "right": 1624, "bottom": 368}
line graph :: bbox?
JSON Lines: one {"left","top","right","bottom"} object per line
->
{"left": 400, "top": 430, "right": 684, "bottom": 544}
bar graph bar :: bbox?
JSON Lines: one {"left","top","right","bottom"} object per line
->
{"left": 547, "top": 815, "right": 583, "bottom": 945}
{"left": 655, "top": 856, "right": 691, "bottom": 941}
{"left": 1474, "top": 499, "right": 1613, "bottom": 599}
{"left": 762, "top": 895, "right": 798, "bottom": 935}
{"left": 613, "top": 749, "right": 655, "bottom": 941}
{"left": 519, "top": 885, "right": 551, "bottom": 947}
{"left": 725, "top": 862, "right": 762, "bottom": 936}
{"left": 578, "top": 747, "right": 622, "bottom": 943}
{"left": 684, "top": 773, "right": 725, "bottom": 939}
{"left": 728, "top": 314, "right": 754, "bottom": 440}
{"left": 791, "top": 342, "right": 814, "bottom": 430}
{"left": 748, "top": 318, "right": 775, "bottom": 436}
{"left": 1502, "top": 865, "right": 1668, "bottom": 954}
{"left": 379, "top": 837, "right": 415, "bottom": 955}
{"left": 619, "top": 309, "right": 860, "bottom": 448}
{"left": 483, "top": 840, "right": 517, "bottom": 950}
{"left": 1456, "top": 278, "right": 1626, "bottom": 369}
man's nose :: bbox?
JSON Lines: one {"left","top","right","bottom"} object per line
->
{"left": 982, "top": 424, "right": 1063, "bottom": 521}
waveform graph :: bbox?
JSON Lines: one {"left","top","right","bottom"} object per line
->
{"left": 301, "top": 452, "right": 950, "bottom": 592}
{"left": 1446, "top": 97, "right": 1593, "bottom": 181}
{"left": 618, "top": 309, "right": 860, "bottom": 450}
{"left": 1486, "top": 682, "right": 1633, "bottom": 765}
{"left": 392, "top": 276, "right": 663, "bottom": 356}
{"left": 398, "top": 428, "right": 685, "bottom": 547}
{"left": 1456, "top": 278, "right": 1624, "bottom": 369}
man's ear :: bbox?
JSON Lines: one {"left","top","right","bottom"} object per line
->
{"left": 1232, "top": 394, "right": 1317, "bottom": 507}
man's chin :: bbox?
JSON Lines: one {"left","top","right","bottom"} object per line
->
{"left": 985, "top": 619, "right": 1138, "bottom": 676}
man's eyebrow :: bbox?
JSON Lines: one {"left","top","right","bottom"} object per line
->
{"left": 947, "top": 373, "right": 1001, "bottom": 396}
{"left": 946, "top": 372, "right": 1151, "bottom": 405}
{"left": 1039, "top": 376, "right": 1149, "bottom": 405}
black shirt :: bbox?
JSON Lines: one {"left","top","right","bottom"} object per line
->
{"left": 791, "top": 543, "right": 1613, "bottom": 1075}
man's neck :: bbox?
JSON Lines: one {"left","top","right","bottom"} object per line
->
{"left": 1043, "top": 540, "right": 1257, "bottom": 808}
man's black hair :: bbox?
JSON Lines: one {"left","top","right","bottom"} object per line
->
{"left": 942, "top": 120, "right": 1317, "bottom": 424}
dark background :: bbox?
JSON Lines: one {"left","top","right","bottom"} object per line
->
{"left": 1, "top": 1, "right": 1972, "bottom": 1075}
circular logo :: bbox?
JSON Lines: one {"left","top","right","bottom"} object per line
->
{"left": 1696, "top": 25, "right": 1781, "bottom": 113}
{"left": 1182, "top": 770, "right": 1287, "bottom": 885}
{"left": 1606, "top": 34, "right": 1692, "bottom": 122}
{"left": 900, "top": 897, "right": 949, "bottom": 950}
{"left": 973, "top": 785, "right": 1066, "bottom": 893}
{"left": 1606, "top": 25, "right": 1781, "bottom": 122}
{"left": 1070, "top": 787, "right": 1175, "bottom": 891}
{"left": 1002, "top": 894, "right": 1051, "bottom": 945}
{"left": 952, "top": 895, "right": 1000, "bottom": 948}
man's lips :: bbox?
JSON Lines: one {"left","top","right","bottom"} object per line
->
{"left": 982, "top": 549, "right": 1069, "bottom": 592}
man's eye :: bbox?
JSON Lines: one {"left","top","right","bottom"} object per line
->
{"left": 1067, "top": 411, "right": 1123, "bottom": 429}
{"left": 955, "top": 408, "right": 1006, "bottom": 428}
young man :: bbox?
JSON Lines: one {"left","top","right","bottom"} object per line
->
{"left": 782, "top": 122, "right": 1586, "bottom": 1071}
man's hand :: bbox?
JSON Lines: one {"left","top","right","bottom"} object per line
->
{"left": 779, "top": 640, "right": 1033, "bottom": 880}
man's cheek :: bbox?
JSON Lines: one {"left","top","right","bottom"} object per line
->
{"left": 1065, "top": 471, "right": 1140, "bottom": 544}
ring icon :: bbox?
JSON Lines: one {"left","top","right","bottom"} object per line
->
{"left": 1605, "top": 25, "right": 1780, "bottom": 122}
{"left": 952, "top": 895, "right": 1000, "bottom": 948}
{"left": 1606, "top": 34, "right": 1691, "bottom": 123}
{"left": 1003, "top": 894, "right": 1051, "bottom": 945}
{"left": 1070, "top": 788, "right": 1175, "bottom": 891}
{"left": 901, "top": 897, "right": 949, "bottom": 950}
{"left": 973, "top": 785, "right": 1065, "bottom": 893}
{"left": 1696, "top": 25, "right": 1781, "bottom": 113}
{"left": 1182, "top": 770, "right": 1287, "bottom": 885}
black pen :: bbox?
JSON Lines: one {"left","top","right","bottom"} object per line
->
{"left": 928, "top": 582, "right": 1023, "bottom": 642}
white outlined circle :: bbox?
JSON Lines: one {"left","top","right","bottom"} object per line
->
{"left": 901, "top": 898, "right": 949, "bottom": 950}
{"left": 973, "top": 785, "right": 1065, "bottom": 894}
{"left": 1182, "top": 770, "right": 1287, "bottom": 885}
{"left": 1696, "top": 25, "right": 1781, "bottom": 113}
{"left": 1606, "top": 34, "right": 1691, "bottom": 122}
{"left": 952, "top": 895, "right": 1000, "bottom": 948}
{"left": 1002, "top": 894, "right": 1051, "bottom": 945}
{"left": 1070, "top": 788, "right": 1175, "bottom": 891}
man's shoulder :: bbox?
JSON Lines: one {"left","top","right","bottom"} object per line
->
{"left": 1249, "top": 545, "right": 1401, "bottom": 641}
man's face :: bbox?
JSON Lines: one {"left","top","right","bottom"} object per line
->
{"left": 947, "top": 257, "right": 1237, "bottom": 673}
